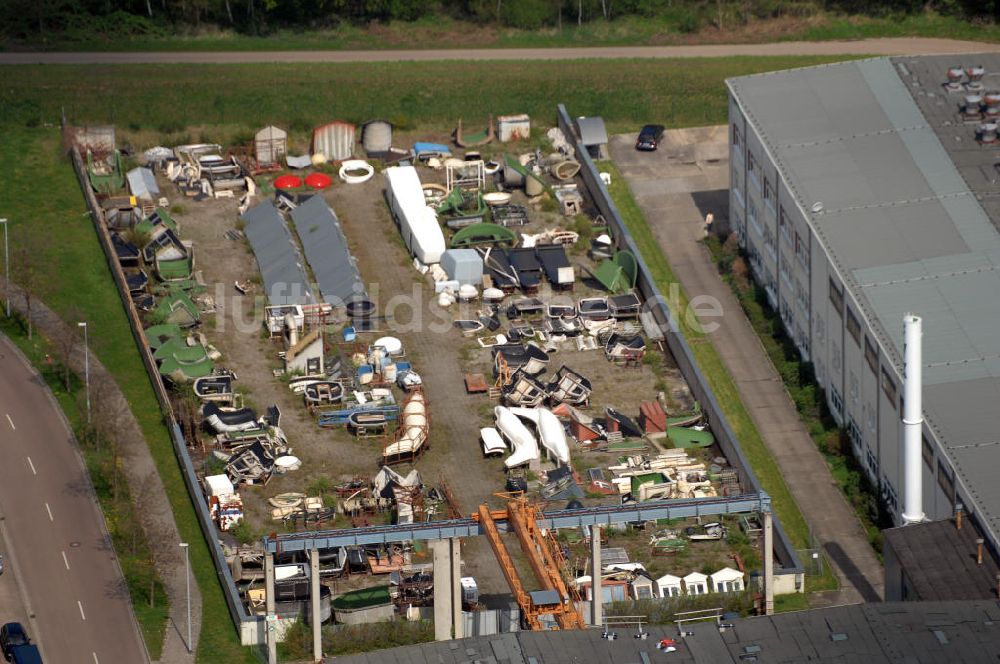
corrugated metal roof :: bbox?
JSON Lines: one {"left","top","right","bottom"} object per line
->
{"left": 728, "top": 54, "right": 1000, "bottom": 539}
{"left": 240, "top": 200, "right": 314, "bottom": 306}
{"left": 575, "top": 116, "right": 608, "bottom": 145}
{"left": 289, "top": 196, "right": 366, "bottom": 306}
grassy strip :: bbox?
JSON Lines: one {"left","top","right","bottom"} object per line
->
{"left": 0, "top": 56, "right": 855, "bottom": 136}
{"left": 0, "top": 314, "right": 169, "bottom": 657}
{"left": 0, "top": 128, "right": 256, "bottom": 662}
{"left": 704, "top": 236, "right": 892, "bottom": 556}
{"left": 279, "top": 620, "right": 434, "bottom": 660}
{"left": 16, "top": 11, "right": 1000, "bottom": 52}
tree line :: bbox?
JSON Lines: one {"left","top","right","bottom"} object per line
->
{"left": 2, "top": 0, "right": 997, "bottom": 41}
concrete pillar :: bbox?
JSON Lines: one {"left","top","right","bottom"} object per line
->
{"left": 432, "top": 539, "right": 463, "bottom": 641}
{"left": 264, "top": 551, "right": 277, "bottom": 664}
{"left": 451, "top": 538, "right": 463, "bottom": 640}
{"left": 590, "top": 526, "right": 602, "bottom": 628}
{"left": 310, "top": 548, "right": 321, "bottom": 662}
{"left": 763, "top": 511, "right": 774, "bottom": 616}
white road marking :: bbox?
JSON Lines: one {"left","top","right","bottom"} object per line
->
{"left": 78, "top": 600, "right": 86, "bottom": 620}
{"left": 62, "top": 550, "right": 70, "bottom": 570}
{"left": 5, "top": 414, "right": 13, "bottom": 430}
{"left": 45, "top": 503, "right": 53, "bottom": 521}
{"left": 26, "top": 457, "right": 36, "bottom": 475}
{"left": 93, "top": 653, "right": 99, "bottom": 664}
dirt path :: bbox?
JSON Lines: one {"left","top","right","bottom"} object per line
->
{"left": 1, "top": 37, "right": 998, "bottom": 64}
{"left": 2, "top": 285, "right": 201, "bottom": 663}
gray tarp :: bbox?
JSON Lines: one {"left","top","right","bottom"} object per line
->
{"left": 241, "top": 200, "right": 315, "bottom": 306}
{"left": 289, "top": 196, "right": 366, "bottom": 306}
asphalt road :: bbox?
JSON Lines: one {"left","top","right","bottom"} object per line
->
{"left": 0, "top": 37, "right": 998, "bottom": 64}
{"left": 0, "top": 335, "right": 148, "bottom": 664}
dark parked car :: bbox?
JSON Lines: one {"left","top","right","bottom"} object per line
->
{"left": 0, "top": 623, "right": 29, "bottom": 661}
{"left": 636, "top": 124, "right": 665, "bottom": 151}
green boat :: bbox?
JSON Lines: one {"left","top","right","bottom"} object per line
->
{"left": 450, "top": 222, "right": 516, "bottom": 248}
{"left": 667, "top": 426, "right": 715, "bottom": 449}
{"left": 86, "top": 149, "right": 125, "bottom": 194}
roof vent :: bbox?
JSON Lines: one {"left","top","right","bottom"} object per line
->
{"left": 946, "top": 66, "right": 965, "bottom": 92}
{"left": 963, "top": 95, "right": 983, "bottom": 121}
{"left": 977, "top": 123, "right": 997, "bottom": 145}
{"left": 967, "top": 66, "right": 986, "bottom": 92}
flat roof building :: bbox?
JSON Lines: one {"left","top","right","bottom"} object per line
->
{"left": 727, "top": 55, "right": 1000, "bottom": 557}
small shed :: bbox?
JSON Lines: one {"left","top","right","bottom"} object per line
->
{"left": 683, "top": 571, "right": 709, "bottom": 595}
{"left": 575, "top": 116, "right": 608, "bottom": 159}
{"left": 126, "top": 167, "right": 159, "bottom": 202}
{"left": 710, "top": 567, "right": 745, "bottom": 593}
{"left": 255, "top": 125, "right": 288, "bottom": 168}
{"left": 361, "top": 120, "right": 393, "bottom": 154}
{"left": 630, "top": 571, "right": 656, "bottom": 600}
{"left": 498, "top": 114, "right": 531, "bottom": 143}
{"left": 656, "top": 573, "right": 682, "bottom": 598}
{"left": 285, "top": 329, "right": 324, "bottom": 375}
{"left": 440, "top": 249, "right": 484, "bottom": 286}
{"left": 313, "top": 121, "right": 356, "bottom": 162}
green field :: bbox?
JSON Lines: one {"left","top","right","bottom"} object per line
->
{"left": 0, "top": 55, "right": 856, "bottom": 656}
{"left": 0, "top": 56, "right": 856, "bottom": 137}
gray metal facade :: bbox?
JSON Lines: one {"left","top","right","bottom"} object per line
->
{"left": 727, "top": 55, "right": 1000, "bottom": 551}
{"left": 240, "top": 200, "right": 315, "bottom": 306}
{"left": 289, "top": 196, "right": 366, "bottom": 306}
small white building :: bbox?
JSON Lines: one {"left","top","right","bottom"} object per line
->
{"left": 710, "top": 567, "right": 746, "bottom": 593}
{"left": 655, "top": 573, "right": 682, "bottom": 598}
{"left": 683, "top": 572, "right": 708, "bottom": 595}
{"left": 285, "top": 329, "right": 324, "bottom": 375}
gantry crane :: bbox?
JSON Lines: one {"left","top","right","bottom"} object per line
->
{"left": 474, "top": 493, "right": 586, "bottom": 630}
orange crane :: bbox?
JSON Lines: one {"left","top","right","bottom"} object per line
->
{"left": 474, "top": 493, "right": 586, "bottom": 630}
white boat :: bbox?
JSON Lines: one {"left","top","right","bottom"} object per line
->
{"left": 202, "top": 403, "right": 260, "bottom": 433}
{"left": 383, "top": 391, "right": 428, "bottom": 462}
{"left": 288, "top": 374, "right": 328, "bottom": 393}
{"left": 495, "top": 406, "right": 540, "bottom": 468}
{"left": 480, "top": 427, "right": 507, "bottom": 456}
{"left": 509, "top": 406, "right": 571, "bottom": 465}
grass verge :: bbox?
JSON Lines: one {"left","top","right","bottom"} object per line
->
{"left": 0, "top": 313, "right": 169, "bottom": 658}
{"left": 599, "top": 161, "right": 839, "bottom": 594}
{"left": 0, "top": 128, "right": 257, "bottom": 662}
{"left": 704, "top": 235, "right": 893, "bottom": 557}
{"left": 0, "top": 56, "right": 856, "bottom": 137}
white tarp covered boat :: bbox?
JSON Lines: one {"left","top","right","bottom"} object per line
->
{"left": 495, "top": 406, "right": 540, "bottom": 468}
{"left": 384, "top": 166, "right": 446, "bottom": 264}
{"left": 508, "top": 407, "right": 570, "bottom": 465}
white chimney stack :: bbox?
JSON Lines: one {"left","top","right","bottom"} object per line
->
{"left": 902, "top": 313, "right": 926, "bottom": 525}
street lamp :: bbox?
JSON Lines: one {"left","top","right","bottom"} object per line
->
{"left": 0, "top": 218, "right": 9, "bottom": 318}
{"left": 179, "top": 542, "right": 191, "bottom": 653}
{"left": 78, "top": 322, "right": 90, "bottom": 424}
